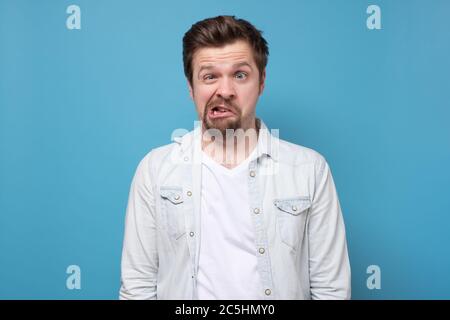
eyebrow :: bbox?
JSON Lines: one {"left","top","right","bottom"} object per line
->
{"left": 197, "top": 62, "right": 253, "bottom": 78}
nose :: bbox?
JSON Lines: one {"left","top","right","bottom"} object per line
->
{"left": 215, "top": 77, "right": 236, "bottom": 100}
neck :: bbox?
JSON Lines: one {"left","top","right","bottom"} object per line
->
{"left": 201, "top": 119, "right": 260, "bottom": 168}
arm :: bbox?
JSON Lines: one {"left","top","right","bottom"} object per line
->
{"left": 119, "top": 153, "right": 158, "bottom": 300}
{"left": 308, "top": 157, "right": 351, "bottom": 300}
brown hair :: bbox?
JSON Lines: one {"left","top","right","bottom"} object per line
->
{"left": 183, "top": 15, "right": 269, "bottom": 86}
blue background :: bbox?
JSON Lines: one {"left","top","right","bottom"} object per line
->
{"left": 1, "top": 0, "right": 449, "bottom": 299}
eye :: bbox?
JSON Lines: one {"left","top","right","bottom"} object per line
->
{"left": 235, "top": 71, "right": 248, "bottom": 80}
{"left": 203, "top": 74, "right": 216, "bottom": 81}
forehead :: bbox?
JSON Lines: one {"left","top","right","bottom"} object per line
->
{"left": 192, "top": 40, "right": 256, "bottom": 68}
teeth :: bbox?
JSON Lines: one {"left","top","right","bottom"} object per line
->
{"left": 211, "top": 106, "right": 231, "bottom": 116}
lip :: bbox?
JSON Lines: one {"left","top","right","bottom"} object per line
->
{"left": 207, "top": 105, "right": 235, "bottom": 120}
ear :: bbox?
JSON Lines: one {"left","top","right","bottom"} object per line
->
{"left": 259, "top": 69, "right": 266, "bottom": 96}
{"left": 187, "top": 78, "right": 194, "bottom": 100}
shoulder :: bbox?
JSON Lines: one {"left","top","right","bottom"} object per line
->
{"left": 133, "top": 127, "right": 196, "bottom": 177}
{"left": 276, "top": 138, "right": 327, "bottom": 167}
{"left": 135, "top": 142, "right": 179, "bottom": 177}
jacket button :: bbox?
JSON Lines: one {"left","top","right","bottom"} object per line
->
{"left": 187, "top": 191, "right": 192, "bottom": 197}
{"left": 253, "top": 208, "right": 260, "bottom": 214}
{"left": 292, "top": 205, "right": 297, "bottom": 211}
{"left": 174, "top": 195, "right": 180, "bottom": 200}
{"left": 249, "top": 170, "right": 256, "bottom": 177}
{"left": 259, "top": 248, "right": 265, "bottom": 254}
{"left": 265, "top": 289, "right": 271, "bottom": 296}
{"left": 189, "top": 232, "right": 195, "bottom": 237}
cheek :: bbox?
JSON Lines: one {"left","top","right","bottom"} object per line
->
{"left": 237, "top": 85, "right": 260, "bottom": 112}
{"left": 193, "top": 87, "right": 211, "bottom": 105}
{"left": 192, "top": 86, "right": 216, "bottom": 116}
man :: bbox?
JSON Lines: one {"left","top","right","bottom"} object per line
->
{"left": 119, "top": 15, "right": 351, "bottom": 300}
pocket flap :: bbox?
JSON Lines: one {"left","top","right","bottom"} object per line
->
{"left": 160, "top": 186, "right": 184, "bottom": 204}
{"left": 273, "top": 196, "right": 311, "bottom": 215}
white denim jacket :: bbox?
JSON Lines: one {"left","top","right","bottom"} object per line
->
{"left": 119, "top": 119, "right": 351, "bottom": 300}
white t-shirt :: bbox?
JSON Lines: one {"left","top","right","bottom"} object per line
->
{"left": 197, "top": 148, "right": 264, "bottom": 300}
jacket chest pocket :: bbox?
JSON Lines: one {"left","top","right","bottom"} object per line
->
{"left": 159, "top": 186, "right": 186, "bottom": 240}
{"left": 274, "top": 196, "right": 311, "bottom": 250}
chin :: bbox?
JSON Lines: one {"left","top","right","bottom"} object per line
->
{"left": 205, "top": 118, "right": 241, "bottom": 132}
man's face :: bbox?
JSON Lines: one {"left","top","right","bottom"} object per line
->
{"left": 188, "top": 40, "right": 266, "bottom": 136}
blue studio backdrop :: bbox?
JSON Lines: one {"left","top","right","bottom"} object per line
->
{"left": 1, "top": 0, "right": 449, "bottom": 299}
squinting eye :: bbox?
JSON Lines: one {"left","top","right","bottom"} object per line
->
{"left": 203, "top": 74, "right": 215, "bottom": 80}
{"left": 235, "top": 72, "right": 248, "bottom": 80}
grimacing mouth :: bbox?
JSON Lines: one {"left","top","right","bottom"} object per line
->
{"left": 209, "top": 104, "right": 236, "bottom": 114}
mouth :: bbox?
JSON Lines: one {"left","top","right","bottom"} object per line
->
{"left": 207, "top": 105, "right": 235, "bottom": 120}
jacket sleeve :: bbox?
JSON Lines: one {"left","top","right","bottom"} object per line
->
{"left": 308, "top": 157, "right": 351, "bottom": 300}
{"left": 119, "top": 152, "right": 158, "bottom": 300}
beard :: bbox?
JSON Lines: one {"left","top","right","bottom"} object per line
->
{"left": 202, "top": 100, "right": 242, "bottom": 138}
